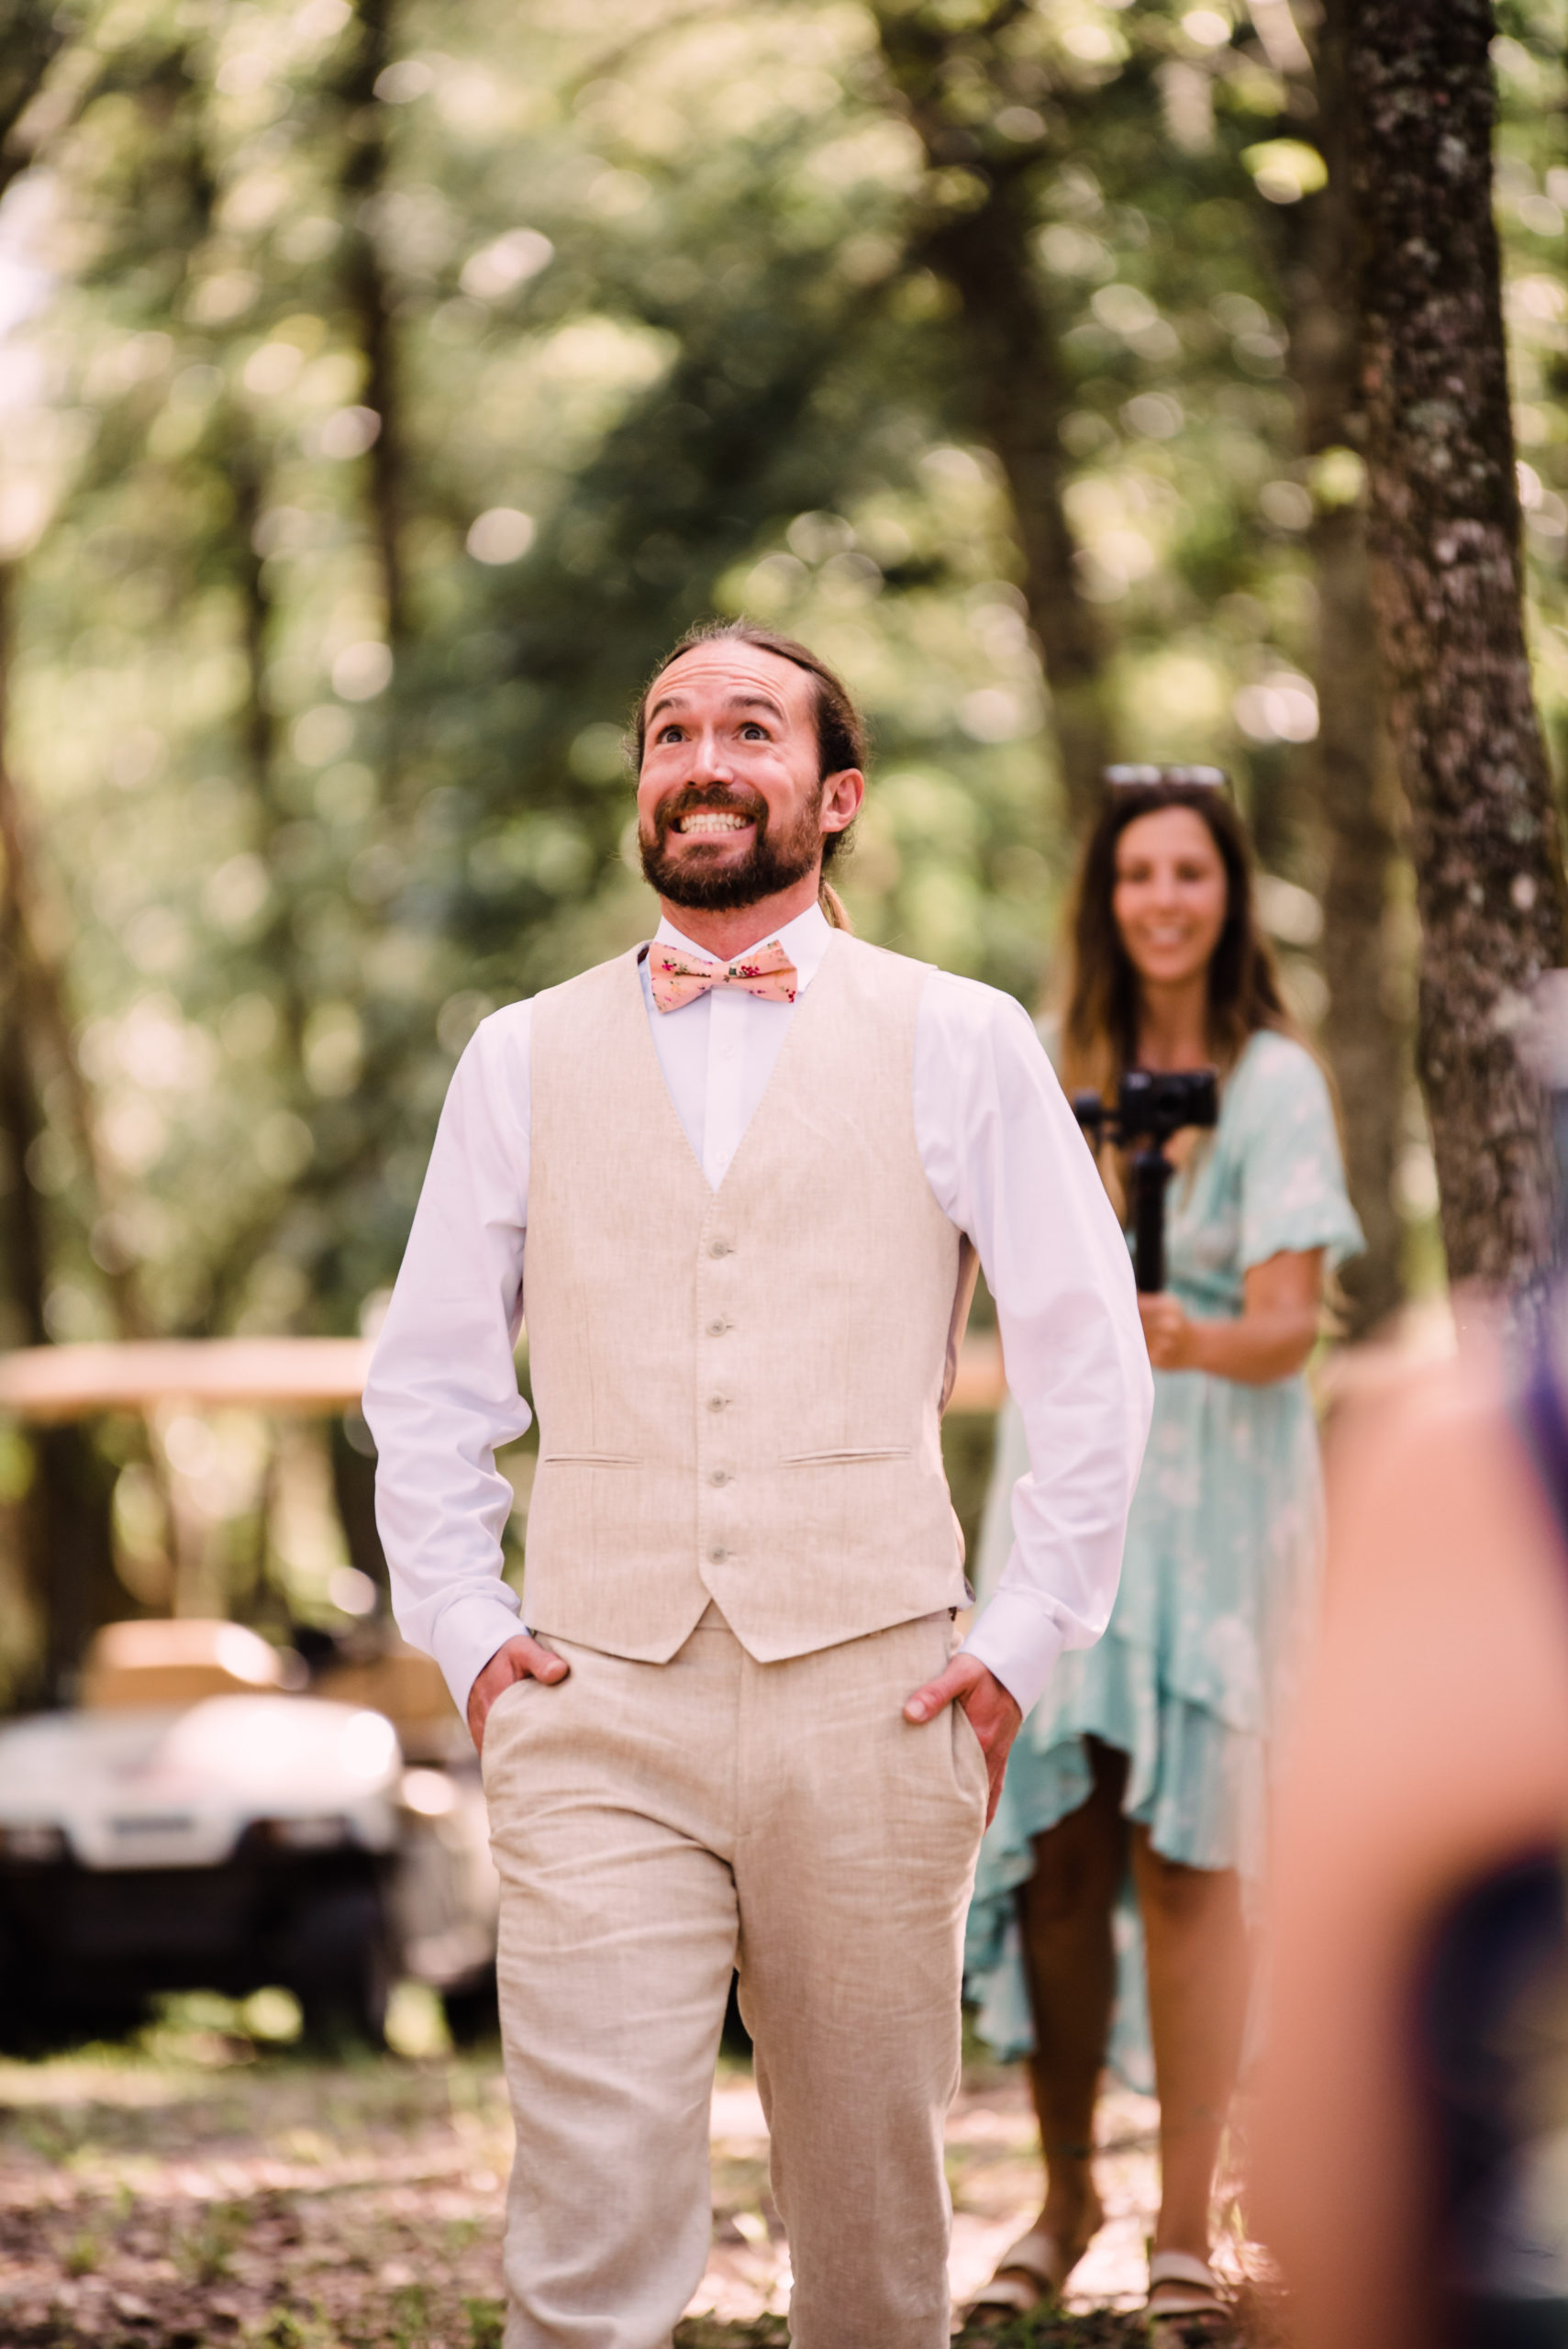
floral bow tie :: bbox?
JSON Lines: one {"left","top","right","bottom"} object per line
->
{"left": 649, "top": 938, "right": 798, "bottom": 1013}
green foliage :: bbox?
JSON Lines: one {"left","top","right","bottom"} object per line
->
{"left": 171, "top": 2196, "right": 246, "bottom": 2284}
{"left": 256, "top": 2310, "right": 336, "bottom": 2349}
{"left": 62, "top": 2224, "right": 102, "bottom": 2277}
{"left": 0, "top": 3, "right": 1303, "bottom": 1351}
{"left": 0, "top": 0, "right": 1561, "bottom": 1649}
{"left": 462, "top": 2299, "right": 504, "bottom": 2349}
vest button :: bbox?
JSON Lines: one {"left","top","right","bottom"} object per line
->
{"left": 708, "top": 1241, "right": 731, "bottom": 1259}
{"left": 706, "top": 1395, "right": 728, "bottom": 1412}
{"left": 708, "top": 1470, "right": 729, "bottom": 1486}
{"left": 706, "top": 1319, "right": 728, "bottom": 1337}
{"left": 708, "top": 1545, "right": 727, "bottom": 1564}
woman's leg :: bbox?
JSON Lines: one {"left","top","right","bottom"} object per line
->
{"left": 1131, "top": 1826, "right": 1250, "bottom": 2262}
{"left": 1013, "top": 1739, "right": 1129, "bottom": 2250}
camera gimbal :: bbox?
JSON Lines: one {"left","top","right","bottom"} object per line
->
{"left": 1073, "top": 1069, "right": 1219, "bottom": 1293}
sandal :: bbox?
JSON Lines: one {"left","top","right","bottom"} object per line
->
{"left": 963, "top": 2210, "right": 1099, "bottom": 2324}
{"left": 1144, "top": 2250, "right": 1235, "bottom": 2342}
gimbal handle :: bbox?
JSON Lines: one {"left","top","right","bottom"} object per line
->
{"left": 1072, "top": 1090, "right": 1195, "bottom": 1295}
{"left": 1129, "top": 1146, "right": 1173, "bottom": 1295}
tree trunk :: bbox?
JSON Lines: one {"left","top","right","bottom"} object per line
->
{"left": 1340, "top": 0, "right": 1568, "bottom": 1288}
{"left": 870, "top": 4, "right": 1116, "bottom": 821}
{"left": 1283, "top": 5, "right": 1407, "bottom": 1336}
{"left": 0, "top": 567, "right": 146, "bottom": 1339}
{"left": 0, "top": 3, "right": 65, "bottom": 199}
{"left": 1313, "top": 499, "right": 1406, "bottom": 1331}
{"left": 228, "top": 434, "right": 311, "bottom": 1080}
{"left": 924, "top": 188, "right": 1117, "bottom": 826}
{"left": 230, "top": 441, "right": 385, "bottom": 1590}
{"left": 0, "top": 566, "right": 138, "bottom": 1696}
{"left": 333, "top": 0, "right": 406, "bottom": 654}
{"left": 0, "top": 899, "right": 119, "bottom": 1700}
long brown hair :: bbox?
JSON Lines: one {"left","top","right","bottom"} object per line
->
{"left": 629, "top": 618, "right": 865, "bottom": 929}
{"left": 1061, "top": 777, "right": 1300, "bottom": 1097}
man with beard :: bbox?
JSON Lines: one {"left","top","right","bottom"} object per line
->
{"left": 364, "top": 621, "right": 1150, "bottom": 2348}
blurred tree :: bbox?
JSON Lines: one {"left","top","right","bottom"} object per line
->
{"left": 0, "top": 5, "right": 139, "bottom": 1695}
{"left": 868, "top": 0, "right": 1117, "bottom": 822}
{"left": 324, "top": 0, "right": 406, "bottom": 653}
{"left": 0, "top": 2, "right": 66, "bottom": 190}
{"left": 1342, "top": 0, "right": 1568, "bottom": 1287}
{"left": 0, "top": 571, "right": 124, "bottom": 1698}
{"left": 1263, "top": 0, "right": 1406, "bottom": 1335}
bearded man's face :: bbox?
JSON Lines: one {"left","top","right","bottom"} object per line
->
{"left": 636, "top": 643, "right": 838, "bottom": 913}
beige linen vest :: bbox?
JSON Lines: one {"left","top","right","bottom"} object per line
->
{"left": 520, "top": 931, "right": 977, "bottom": 1664}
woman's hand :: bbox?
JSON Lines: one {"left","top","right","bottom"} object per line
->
{"left": 1140, "top": 1290, "right": 1197, "bottom": 1370}
{"left": 1139, "top": 1249, "right": 1328, "bottom": 1384}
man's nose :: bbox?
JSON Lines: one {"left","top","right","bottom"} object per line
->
{"left": 687, "top": 727, "right": 733, "bottom": 785}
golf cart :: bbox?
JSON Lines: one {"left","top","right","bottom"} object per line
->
{"left": 0, "top": 1340, "right": 500, "bottom": 2049}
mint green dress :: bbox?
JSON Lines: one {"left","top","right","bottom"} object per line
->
{"left": 965, "top": 1030, "right": 1363, "bottom": 2070}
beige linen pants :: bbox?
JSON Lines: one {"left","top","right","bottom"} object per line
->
{"left": 481, "top": 1604, "right": 988, "bottom": 2349}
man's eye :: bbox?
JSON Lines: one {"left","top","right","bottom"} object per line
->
{"left": 740, "top": 722, "right": 768, "bottom": 740}
{"left": 656, "top": 725, "right": 684, "bottom": 744}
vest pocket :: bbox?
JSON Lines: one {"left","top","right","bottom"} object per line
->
{"left": 779, "top": 1446, "right": 912, "bottom": 1466}
{"left": 539, "top": 1453, "right": 642, "bottom": 1465}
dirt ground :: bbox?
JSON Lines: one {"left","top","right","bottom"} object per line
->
{"left": 0, "top": 1992, "right": 1277, "bottom": 2347}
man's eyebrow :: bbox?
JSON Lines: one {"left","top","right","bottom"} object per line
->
{"left": 646, "top": 688, "right": 787, "bottom": 725}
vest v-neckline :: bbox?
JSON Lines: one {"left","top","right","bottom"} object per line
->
{"left": 623, "top": 932, "right": 845, "bottom": 1201}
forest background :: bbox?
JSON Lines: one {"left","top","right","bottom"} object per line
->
{"left": 0, "top": 0, "right": 1563, "bottom": 1709}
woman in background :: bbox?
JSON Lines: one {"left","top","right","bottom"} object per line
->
{"left": 965, "top": 770, "right": 1362, "bottom": 2336}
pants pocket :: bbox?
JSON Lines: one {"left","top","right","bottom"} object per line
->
{"left": 952, "top": 1700, "right": 989, "bottom": 1809}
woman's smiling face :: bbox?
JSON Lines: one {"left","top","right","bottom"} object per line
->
{"left": 1111, "top": 804, "right": 1229, "bottom": 991}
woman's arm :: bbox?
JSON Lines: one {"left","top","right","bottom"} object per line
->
{"left": 1253, "top": 1368, "right": 1568, "bottom": 2349}
{"left": 1140, "top": 1245, "right": 1324, "bottom": 1383}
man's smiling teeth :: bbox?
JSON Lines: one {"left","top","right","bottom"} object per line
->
{"left": 673, "top": 810, "right": 752, "bottom": 835}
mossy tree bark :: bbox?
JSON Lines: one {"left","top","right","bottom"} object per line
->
{"left": 1311, "top": 496, "right": 1407, "bottom": 1330}
{"left": 1340, "top": 0, "right": 1568, "bottom": 1288}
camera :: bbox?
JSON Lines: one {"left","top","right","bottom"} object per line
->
{"left": 1072, "top": 1069, "right": 1219, "bottom": 1293}
{"left": 1072, "top": 1068, "right": 1219, "bottom": 1154}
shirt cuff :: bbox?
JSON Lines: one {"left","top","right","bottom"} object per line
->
{"left": 961, "top": 1591, "right": 1068, "bottom": 1719}
{"left": 423, "top": 1587, "right": 527, "bottom": 1719}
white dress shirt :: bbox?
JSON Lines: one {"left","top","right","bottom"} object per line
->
{"left": 363, "top": 901, "right": 1151, "bottom": 1720}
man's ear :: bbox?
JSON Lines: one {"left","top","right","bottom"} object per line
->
{"left": 820, "top": 768, "right": 864, "bottom": 834}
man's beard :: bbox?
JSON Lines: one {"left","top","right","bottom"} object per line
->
{"left": 639, "top": 783, "right": 824, "bottom": 913}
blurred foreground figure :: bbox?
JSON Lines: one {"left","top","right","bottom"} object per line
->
{"left": 966, "top": 774, "right": 1362, "bottom": 2336}
{"left": 364, "top": 622, "right": 1151, "bottom": 2348}
{"left": 1255, "top": 1319, "right": 1568, "bottom": 2349}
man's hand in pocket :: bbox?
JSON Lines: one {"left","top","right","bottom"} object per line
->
{"left": 903, "top": 1654, "right": 1022, "bottom": 1827}
{"left": 467, "top": 1634, "right": 569, "bottom": 1754}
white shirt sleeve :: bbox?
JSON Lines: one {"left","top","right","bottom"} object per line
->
{"left": 915, "top": 973, "right": 1153, "bottom": 1718}
{"left": 361, "top": 1004, "right": 536, "bottom": 1714}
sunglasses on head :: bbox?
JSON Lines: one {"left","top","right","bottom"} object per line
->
{"left": 1103, "top": 763, "right": 1229, "bottom": 791}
